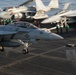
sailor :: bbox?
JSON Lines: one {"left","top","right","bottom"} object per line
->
{"left": 6, "top": 19, "right": 9, "bottom": 24}
{"left": 1, "top": 19, "right": 3, "bottom": 25}
{"left": 9, "top": 19, "right": 13, "bottom": 24}
{"left": 33, "top": 19, "right": 37, "bottom": 26}
{"left": 56, "top": 22, "right": 60, "bottom": 33}
{"left": 3, "top": 19, "right": 7, "bottom": 25}
{"left": 61, "top": 16, "right": 70, "bottom": 33}
{"left": 65, "top": 24, "right": 70, "bottom": 33}
{"left": 60, "top": 24, "right": 63, "bottom": 34}
{"left": 59, "top": 16, "right": 67, "bottom": 34}
{"left": 37, "top": 21, "right": 40, "bottom": 27}
{"left": 60, "top": 17, "right": 66, "bottom": 27}
{"left": 0, "top": 20, "right": 1, "bottom": 25}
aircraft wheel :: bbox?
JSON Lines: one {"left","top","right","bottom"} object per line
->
{"left": 22, "top": 49, "right": 29, "bottom": 54}
{"left": 0, "top": 46, "right": 4, "bottom": 52}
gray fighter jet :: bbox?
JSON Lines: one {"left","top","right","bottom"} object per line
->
{"left": 0, "top": 21, "right": 63, "bottom": 54}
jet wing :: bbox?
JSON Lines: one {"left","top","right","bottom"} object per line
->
{"left": 25, "top": 10, "right": 36, "bottom": 12}
{"left": 19, "top": 0, "right": 34, "bottom": 6}
{"left": 0, "top": 31, "right": 16, "bottom": 35}
{"left": 66, "top": 14, "right": 76, "bottom": 17}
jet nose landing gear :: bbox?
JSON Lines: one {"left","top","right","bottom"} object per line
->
{"left": 22, "top": 48, "right": 29, "bottom": 54}
{"left": 18, "top": 40, "right": 30, "bottom": 54}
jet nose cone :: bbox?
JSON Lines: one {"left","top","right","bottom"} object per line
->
{"left": 50, "top": 33, "right": 64, "bottom": 39}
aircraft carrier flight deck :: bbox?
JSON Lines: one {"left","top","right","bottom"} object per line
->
{"left": 0, "top": 25, "right": 76, "bottom": 75}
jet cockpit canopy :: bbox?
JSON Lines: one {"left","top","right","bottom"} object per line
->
{"left": 10, "top": 21, "right": 38, "bottom": 29}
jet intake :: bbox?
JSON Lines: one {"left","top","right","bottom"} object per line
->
{"left": 11, "top": 13, "right": 24, "bottom": 20}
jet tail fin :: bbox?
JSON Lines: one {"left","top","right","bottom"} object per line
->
{"left": 56, "top": 2, "right": 71, "bottom": 15}
{"left": 0, "top": 8, "right": 3, "bottom": 12}
{"left": 63, "top": 2, "right": 71, "bottom": 11}
{"left": 48, "top": 0, "right": 59, "bottom": 9}
{"left": 33, "top": 11, "right": 48, "bottom": 19}
{"left": 35, "top": 0, "right": 46, "bottom": 11}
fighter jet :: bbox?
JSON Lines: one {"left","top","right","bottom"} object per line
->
{"left": 32, "top": 0, "right": 59, "bottom": 19}
{"left": 0, "top": 21, "right": 63, "bottom": 54}
{"left": 41, "top": 2, "right": 76, "bottom": 24}
{"left": 0, "top": 0, "right": 35, "bottom": 19}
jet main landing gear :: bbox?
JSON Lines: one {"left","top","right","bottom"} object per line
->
{"left": 0, "top": 46, "right": 4, "bottom": 52}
